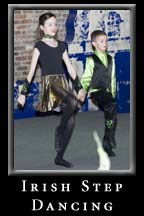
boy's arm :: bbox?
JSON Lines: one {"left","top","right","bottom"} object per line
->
{"left": 81, "top": 57, "right": 94, "bottom": 93}
{"left": 111, "top": 57, "right": 116, "bottom": 98}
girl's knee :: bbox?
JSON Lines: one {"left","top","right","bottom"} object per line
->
{"left": 69, "top": 97, "right": 78, "bottom": 112}
{"left": 67, "top": 116, "right": 75, "bottom": 128}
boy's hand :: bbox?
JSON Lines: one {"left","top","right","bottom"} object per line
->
{"left": 77, "top": 88, "right": 86, "bottom": 102}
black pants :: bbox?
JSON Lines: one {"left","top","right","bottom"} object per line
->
{"left": 90, "top": 90, "right": 117, "bottom": 154}
{"left": 90, "top": 90, "right": 116, "bottom": 112}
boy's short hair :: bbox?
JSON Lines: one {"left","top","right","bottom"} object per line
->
{"left": 91, "top": 30, "right": 107, "bottom": 50}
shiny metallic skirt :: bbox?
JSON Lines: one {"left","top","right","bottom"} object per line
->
{"left": 36, "top": 74, "right": 70, "bottom": 112}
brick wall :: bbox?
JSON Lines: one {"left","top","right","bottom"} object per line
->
{"left": 14, "top": 10, "right": 69, "bottom": 83}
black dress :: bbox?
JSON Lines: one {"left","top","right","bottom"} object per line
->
{"left": 34, "top": 40, "right": 70, "bottom": 112}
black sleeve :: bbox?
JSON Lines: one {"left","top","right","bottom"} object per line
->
{"left": 60, "top": 41, "right": 67, "bottom": 53}
{"left": 34, "top": 41, "right": 42, "bottom": 52}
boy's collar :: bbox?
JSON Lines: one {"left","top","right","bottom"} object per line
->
{"left": 94, "top": 49, "right": 106, "bottom": 56}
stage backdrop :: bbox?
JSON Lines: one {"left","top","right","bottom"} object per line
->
{"left": 14, "top": 9, "right": 130, "bottom": 119}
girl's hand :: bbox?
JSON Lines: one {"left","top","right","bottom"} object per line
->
{"left": 17, "top": 94, "right": 26, "bottom": 108}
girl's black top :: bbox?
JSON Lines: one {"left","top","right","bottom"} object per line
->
{"left": 34, "top": 40, "right": 67, "bottom": 76}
